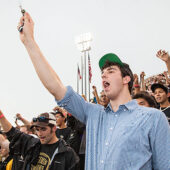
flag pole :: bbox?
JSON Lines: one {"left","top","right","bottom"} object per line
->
{"left": 77, "top": 64, "right": 79, "bottom": 94}
{"left": 81, "top": 55, "right": 83, "bottom": 95}
{"left": 84, "top": 51, "right": 87, "bottom": 98}
{"left": 88, "top": 52, "right": 91, "bottom": 101}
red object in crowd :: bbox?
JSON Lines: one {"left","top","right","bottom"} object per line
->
{"left": 88, "top": 52, "right": 92, "bottom": 83}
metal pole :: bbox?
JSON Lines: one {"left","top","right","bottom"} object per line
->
{"left": 88, "top": 52, "right": 90, "bottom": 101}
{"left": 81, "top": 55, "right": 83, "bottom": 95}
{"left": 77, "top": 64, "right": 79, "bottom": 94}
{"left": 84, "top": 51, "right": 87, "bottom": 98}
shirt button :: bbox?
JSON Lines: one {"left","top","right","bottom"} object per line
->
{"left": 110, "top": 127, "right": 113, "bottom": 130}
{"left": 105, "top": 142, "right": 109, "bottom": 146}
{"left": 100, "top": 160, "right": 104, "bottom": 164}
{"left": 124, "top": 109, "right": 126, "bottom": 111}
{"left": 115, "top": 114, "right": 118, "bottom": 117}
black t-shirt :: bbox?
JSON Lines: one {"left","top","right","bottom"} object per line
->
{"left": 56, "top": 127, "right": 71, "bottom": 142}
{"left": 160, "top": 106, "right": 170, "bottom": 123}
{"left": 31, "top": 141, "right": 59, "bottom": 169}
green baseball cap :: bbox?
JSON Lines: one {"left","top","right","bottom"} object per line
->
{"left": 99, "top": 53, "right": 124, "bottom": 69}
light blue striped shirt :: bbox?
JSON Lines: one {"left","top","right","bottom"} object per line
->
{"left": 57, "top": 86, "right": 170, "bottom": 170}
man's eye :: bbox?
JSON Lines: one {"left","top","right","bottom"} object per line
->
{"left": 42, "top": 128, "right": 47, "bottom": 131}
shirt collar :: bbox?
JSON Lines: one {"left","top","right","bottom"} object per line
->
{"left": 104, "top": 99, "right": 138, "bottom": 112}
{"left": 104, "top": 103, "right": 112, "bottom": 112}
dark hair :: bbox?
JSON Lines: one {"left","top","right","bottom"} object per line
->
{"left": 55, "top": 112, "right": 65, "bottom": 118}
{"left": 52, "top": 111, "right": 66, "bottom": 122}
{"left": 48, "top": 124, "right": 55, "bottom": 133}
{"left": 133, "top": 91, "right": 158, "bottom": 108}
{"left": 101, "top": 61, "right": 134, "bottom": 93}
{"left": 48, "top": 124, "right": 55, "bottom": 128}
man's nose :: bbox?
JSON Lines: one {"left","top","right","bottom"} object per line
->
{"left": 101, "top": 72, "right": 107, "bottom": 79}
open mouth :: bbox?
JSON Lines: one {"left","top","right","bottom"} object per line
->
{"left": 40, "top": 137, "right": 45, "bottom": 140}
{"left": 156, "top": 97, "right": 161, "bottom": 101}
{"left": 103, "top": 81, "right": 110, "bottom": 89}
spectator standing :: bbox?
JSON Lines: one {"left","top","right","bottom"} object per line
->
{"left": 151, "top": 83, "right": 170, "bottom": 123}
{"left": 18, "top": 12, "right": 170, "bottom": 170}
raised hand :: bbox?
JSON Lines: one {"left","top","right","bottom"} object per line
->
{"left": 140, "top": 72, "right": 145, "bottom": 79}
{"left": 156, "top": 50, "right": 170, "bottom": 62}
{"left": 133, "top": 74, "right": 139, "bottom": 84}
{"left": 16, "top": 113, "right": 23, "bottom": 120}
{"left": 17, "top": 12, "right": 35, "bottom": 45}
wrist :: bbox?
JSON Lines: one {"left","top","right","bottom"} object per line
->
{"left": 134, "top": 84, "right": 140, "bottom": 88}
{"left": 0, "top": 114, "right": 4, "bottom": 119}
{"left": 24, "top": 38, "right": 36, "bottom": 48}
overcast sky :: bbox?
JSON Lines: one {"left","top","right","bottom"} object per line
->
{"left": 0, "top": 0, "right": 170, "bottom": 125}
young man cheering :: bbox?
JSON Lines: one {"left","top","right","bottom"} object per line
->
{"left": 18, "top": 12, "right": 170, "bottom": 170}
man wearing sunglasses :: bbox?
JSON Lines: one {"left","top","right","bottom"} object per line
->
{"left": 0, "top": 111, "right": 79, "bottom": 170}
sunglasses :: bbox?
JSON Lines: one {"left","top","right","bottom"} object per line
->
{"left": 32, "top": 116, "right": 55, "bottom": 123}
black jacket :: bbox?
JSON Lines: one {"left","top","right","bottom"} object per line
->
{"left": 6, "top": 127, "right": 80, "bottom": 170}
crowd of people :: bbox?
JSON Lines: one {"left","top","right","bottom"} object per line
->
{"left": 0, "top": 12, "right": 169, "bottom": 170}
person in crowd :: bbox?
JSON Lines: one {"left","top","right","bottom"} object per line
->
{"left": 15, "top": 113, "right": 37, "bottom": 137}
{"left": 53, "top": 107, "right": 72, "bottom": 141}
{"left": 92, "top": 86, "right": 110, "bottom": 107}
{"left": 66, "top": 113, "right": 85, "bottom": 170}
{"left": 132, "top": 74, "right": 140, "bottom": 96}
{"left": 0, "top": 110, "right": 79, "bottom": 169}
{"left": 151, "top": 83, "right": 170, "bottom": 123}
{"left": 19, "top": 124, "right": 37, "bottom": 138}
{"left": 0, "top": 134, "right": 6, "bottom": 162}
{"left": 53, "top": 106, "right": 85, "bottom": 155}
{"left": 0, "top": 140, "right": 13, "bottom": 170}
{"left": 92, "top": 86, "right": 101, "bottom": 104}
{"left": 133, "top": 91, "right": 157, "bottom": 108}
{"left": 99, "top": 90, "right": 110, "bottom": 107}
{"left": 163, "top": 71, "right": 170, "bottom": 86}
{"left": 14, "top": 113, "right": 31, "bottom": 130}
{"left": 140, "top": 71, "right": 146, "bottom": 91}
{"left": 18, "top": 12, "right": 170, "bottom": 170}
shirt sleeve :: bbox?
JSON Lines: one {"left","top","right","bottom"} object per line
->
{"left": 150, "top": 111, "right": 170, "bottom": 170}
{"left": 56, "top": 86, "right": 97, "bottom": 124}
{"left": 6, "top": 127, "right": 40, "bottom": 158}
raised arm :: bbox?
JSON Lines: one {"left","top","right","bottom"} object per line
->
{"left": 133, "top": 74, "right": 140, "bottom": 95}
{"left": 0, "top": 110, "right": 12, "bottom": 132}
{"left": 163, "top": 71, "right": 170, "bottom": 85}
{"left": 18, "top": 12, "right": 67, "bottom": 100}
{"left": 156, "top": 50, "right": 170, "bottom": 75}
{"left": 92, "top": 86, "right": 101, "bottom": 104}
{"left": 16, "top": 113, "right": 31, "bottom": 125}
{"left": 140, "top": 71, "right": 146, "bottom": 91}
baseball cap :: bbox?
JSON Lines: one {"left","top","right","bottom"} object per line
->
{"left": 151, "top": 83, "right": 168, "bottom": 94}
{"left": 99, "top": 53, "right": 124, "bottom": 69}
{"left": 99, "top": 53, "right": 134, "bottom": 83}
{"left": 31, "top": 112, "right": 56, "bottom": 129}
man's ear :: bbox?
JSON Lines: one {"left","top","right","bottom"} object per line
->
{"left": 53, "top": 125, "right": 57, "bottom": 132}
{"left": 123, "top": 76, "right": 131, "bottom": 85}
